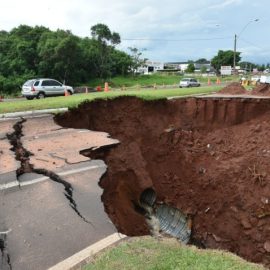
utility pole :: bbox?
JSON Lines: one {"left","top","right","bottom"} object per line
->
{"left": 233, "top": 19, "right": 259, "bottom": 75}
{"left": 233, "top": 34, "right": 237, "bottom": 73}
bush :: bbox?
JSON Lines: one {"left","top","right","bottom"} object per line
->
{"left": 0, "top": 73, "right": 35, "bottom": 96}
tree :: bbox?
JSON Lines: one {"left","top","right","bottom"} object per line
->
{"left": 111, "top": 50, "right": 133, "bottom": 76}
{"left": 200, "top": 66, "right": 207, "bottom": 73}
{"left": 128, "top": 47, "right": 147, "bottom": 76}
{"left": 91, "top": 24, "right": 120, "bottom": 46}
{"left": 239, "top": 61, "right": 256, "bottom": 72}
{"left": 257, "top": 64, "right": 266, "bottom": 72}
{"left": 186, "top": 63, "right": 195, "bottom": 73}
{"left": 211, "top": 50, "right": 241, "bottom": 73}
{"left": 37, "top": 30, "right": 83, "bottom": 84}
{"left": 195, "top": 58, "right": 208, "bottom": 64}
{"left": 90, "top": 24, "right": 121, "bottom": 78}
{"left": 0, "top": 24, "right": 132, "bottom": 94}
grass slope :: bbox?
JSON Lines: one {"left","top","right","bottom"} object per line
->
{"left": 0, "top": 86, "right": 221, "bottom": 114}
{"left": 83, "top": 237, "right": 264, "bottom": 270}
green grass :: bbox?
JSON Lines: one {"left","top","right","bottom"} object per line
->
{"left": 83, "top": 237, "right": 264, "bottom": 270}
{"left": 0, "top": 86, "right": 221, "bottom": 114}
{"left": 82, "top": 74, "right": 239, "bottom": 88}
{"left": 85, "top": 74, "right": 183, "bottom": 88}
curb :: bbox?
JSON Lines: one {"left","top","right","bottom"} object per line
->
{"left": 167, "top": 92, "right": 217, "bottom": 100}
{"left": 0, "top": 108, "right": 68, "bottom": 119}
{"left": 48, "top": 233, "right": 126, "bottom": 270}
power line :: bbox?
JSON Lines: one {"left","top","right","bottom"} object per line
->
{"left": 122, "top": 36, "right": 231, "bottom": 42}
{"left": 238, "top": 37, "right": 264, "bottom": 50}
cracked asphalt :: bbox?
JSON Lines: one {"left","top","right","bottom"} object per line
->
{"left": 0, "top": 115, "right": 119, "bottom": 270}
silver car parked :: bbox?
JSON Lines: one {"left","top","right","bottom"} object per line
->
{"left": 179, "top": 78, "right": 200, "bottom": 88}
{"left": 21, "top": 78, "right": 74, "bottom": 100}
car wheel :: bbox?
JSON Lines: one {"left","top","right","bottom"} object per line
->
{"left": 37, "top": 92, "right": 45, "bottom": 99}
{"left": 26, "top": 97, "right": 34, "bottom": 100}
{"left": 67, "top": 90, "right": 73, "bottom": 95}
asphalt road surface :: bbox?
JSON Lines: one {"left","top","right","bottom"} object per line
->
{"left": 0, "top": 115, "right": 119, "bottom": 270}
{"left": 1, "top": 161, "right": 116, "bottom": 270}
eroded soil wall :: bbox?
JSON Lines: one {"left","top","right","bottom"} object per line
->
{"left": 56, "top": 97, "right": 270, "bottom": 265}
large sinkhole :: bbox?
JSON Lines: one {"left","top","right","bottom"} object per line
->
{"left": 55, "top": 96, "right": 270, "bottom": 267}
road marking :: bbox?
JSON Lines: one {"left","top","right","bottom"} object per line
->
{"left": 0, "top": 164, "right": 106, "bottom": 190}
{"left": 48, "top": 233, "right": 126, "bottom": 270}
{"left": 0, "top": 108, "right": 68, "bottom": 120}
{"left": 0, "top": 180, "right": 20, "bottom": 191}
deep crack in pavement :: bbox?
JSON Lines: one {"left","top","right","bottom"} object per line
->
{"left": 6, "top": 117, "right": 93, "bottom": 225}
{"left": 32, "top": 168, "right": 94, "bottom": 226}
{"left": 0, "top": 232, "right": 12, "bottom": 270}
{"left": 6, "top": 118, "right": 33, "bottom": 179}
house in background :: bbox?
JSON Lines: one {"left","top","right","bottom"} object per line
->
{"left": 136, "top": 60, "right": 214, "bottom": 74}
{"left": 137, "top": 60, "right": 164, "bottom": 74}
{"left": 164, "top": 62, "right": 186, "bottom": 71}
{"left": 164, "top": 61, "right": 214, "bottom": 73}
{"left": 194, "top": 62, "right": 212, "bottom": 73}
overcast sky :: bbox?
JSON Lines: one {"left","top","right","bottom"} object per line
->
{"left": 1, "top": 0, "right": 269, "bottom": 63}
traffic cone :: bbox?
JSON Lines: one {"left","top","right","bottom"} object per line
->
{"left": 96, "top": 86, "right": 101, "bottom": 92}
{"left": 64, "top": 88, "right": 69, "bottom": 96}
{"left": 104, "top": 82, "right": 109, "bottom": 92}
{"left": 208, "top": 78, "right": 211, "bottom": 85}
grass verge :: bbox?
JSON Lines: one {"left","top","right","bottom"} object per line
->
{"left": 84, "top": 74, "right": 239, "bottom": 88}
{"left": 83, "top": 237, "right": 264, "bottom": 270}
{"left": 0, "top": 86, "right": 221, "bottom": 114}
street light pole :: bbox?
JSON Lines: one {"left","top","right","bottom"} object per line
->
{"left": 233, "top": 19, "right": 259, "bottom": 73}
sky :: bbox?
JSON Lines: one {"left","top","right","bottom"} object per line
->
{"left": 1, "top": 0, "right": 270, "bottom": 64}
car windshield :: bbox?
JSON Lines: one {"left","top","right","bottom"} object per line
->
{"left": 23, "top": 80, "right": 35, "bottom": 86}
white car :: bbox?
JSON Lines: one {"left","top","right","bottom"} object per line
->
{"left": 21, "top": 78, "right": 74, "bottom": 100}
{"left": 179, "top": 78, "right": 200, "bottom": 88}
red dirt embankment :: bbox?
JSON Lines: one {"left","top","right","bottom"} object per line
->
{"left": 55, "top": 96, "right": 270, "bottom": 266}
{"left": 251, "top": 84, "right": 270, "bottom": 96}
{"left": 218, "top": 82, "right": 247, "bottom": 94}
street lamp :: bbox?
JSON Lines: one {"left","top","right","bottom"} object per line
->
{"left": 233, "top": 19, "right": 259, "bottom": 71}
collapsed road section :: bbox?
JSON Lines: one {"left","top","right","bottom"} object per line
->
{"left": 56, "top": 96, "right": 270, "bottom": 267}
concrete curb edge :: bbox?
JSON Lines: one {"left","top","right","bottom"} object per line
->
{"left": 0, "top": 108, "right": 68, "bottom": 119}
{"left": 48, "top": 233, "right": 127, "bottom": 270}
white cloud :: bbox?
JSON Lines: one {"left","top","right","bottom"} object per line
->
{"left": 0, "top": 0, "right": 269, "bottom": 63}
{"left": 208, "top": 0, "right": 242, "bottom": 10}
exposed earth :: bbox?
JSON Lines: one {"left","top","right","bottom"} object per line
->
{"left": 55, "top": 95, "right": 270, "bottom": 267}
{"left": 218, "top": 82, "right": 247, "bottom": 94}
{"left": 252, "top": 84, "right": 270, "bottom": 96}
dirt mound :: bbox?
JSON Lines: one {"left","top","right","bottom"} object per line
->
{"left": 55, "top": 96, "right": 270, "bottom": 267}
{"left": 219, "top": 82, "right": 247, "bottom": 94}
{"left": 251, "top": 84, "right": 270, "bottom": 96}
